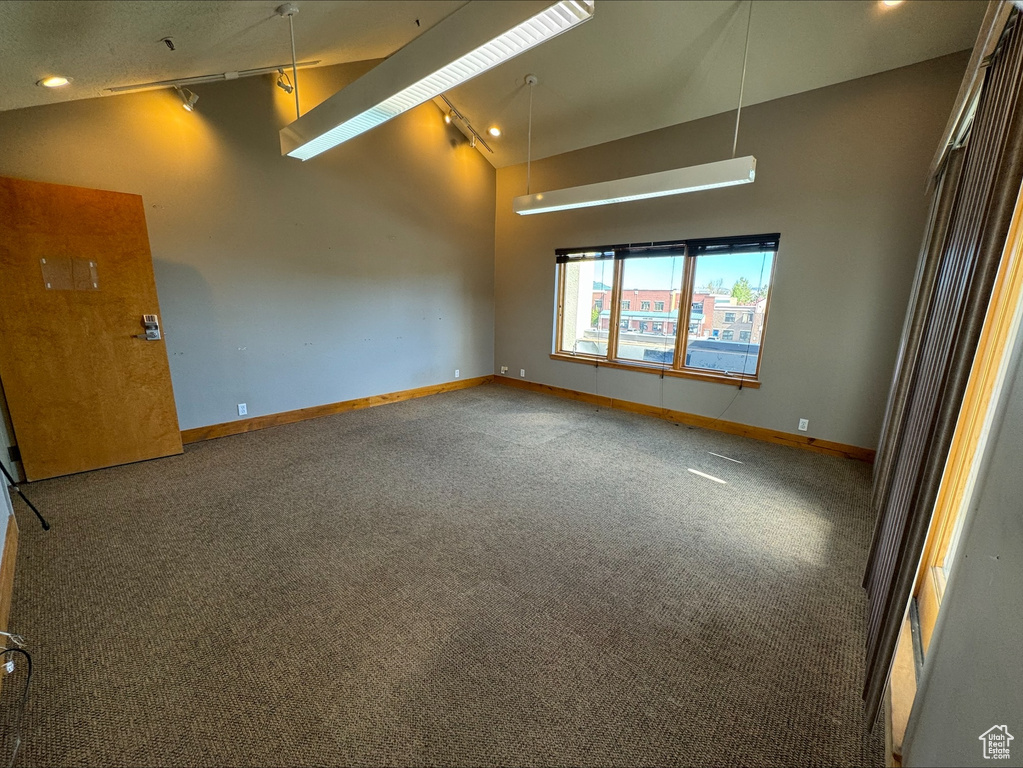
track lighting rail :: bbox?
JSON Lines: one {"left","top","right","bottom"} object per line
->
{"left": 439, "top": 94, "right": 494, "bottom": 153}
{"left": 106, "top": 61, "right": 321, "bottom": 93}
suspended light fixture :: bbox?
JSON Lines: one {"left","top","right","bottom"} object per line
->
{"left": 280, "top": 0, "right": 595, "bottom": 161}
{"left": 514, "top": 156, "right": 757, "bottom": 215}
{"left": 513, "top": 0, "right": 757, "bottom": 215}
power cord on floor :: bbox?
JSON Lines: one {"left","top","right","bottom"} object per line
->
{"left": 1, "top": 646, "right": 33, "bottom": 768}
{"left": 0, "top": 462, "right": 50, "bottom": 531}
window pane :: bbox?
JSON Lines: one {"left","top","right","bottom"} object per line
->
{"left": 558, "top": 259, "right": 614, "bottom": 356}
{"left": 685, "top": 251, "right": 774, "bottom": 376}
{"left": 614, "top": 255, "right": 684, "bottom": 365}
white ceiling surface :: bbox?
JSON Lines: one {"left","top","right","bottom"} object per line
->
{"left": 0, "top": 1, "right": 985, "bottom": 168}
{"left": 0, "top": 1, "right": 463, "bottom": 106}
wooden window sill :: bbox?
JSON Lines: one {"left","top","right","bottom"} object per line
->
{"left": 550, "top": 352, "right": 761, "bottom": 389}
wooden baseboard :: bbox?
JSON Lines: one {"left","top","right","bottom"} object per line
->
{"left": 181, "top": 376, "right": 494, "bottom": 444}
{"left": 181, "top": 372, "right": 873, "bottom": 462}
{"left": 493, "top": 375, "right": 875, "bottom": 462}
{"left": 0, "top": 512, "right": 16, "bottom": 701}
{"left": 0, "top": 512, "right": 18, "bottom": 636}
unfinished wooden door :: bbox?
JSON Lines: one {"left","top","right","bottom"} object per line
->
{"left": 0, "top": 176, "right": 182, "bottom": 480}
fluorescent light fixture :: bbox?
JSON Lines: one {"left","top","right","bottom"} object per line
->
{"left": 280, "top": 0, "right": 594, "bottom": 160}
{"left": 513, "top": 156, "right": 757, "bottom": 215}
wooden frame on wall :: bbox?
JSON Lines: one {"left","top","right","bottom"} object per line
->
{"left": 551, "top": 234, "right": 780, "bottom": 388}
{"left": 913, "top": 169, "right": 1023, "bottom": 643}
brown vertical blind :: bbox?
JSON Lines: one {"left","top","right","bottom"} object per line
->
{"left": 863, "top": 10, "right": 1023, "bottom": 724}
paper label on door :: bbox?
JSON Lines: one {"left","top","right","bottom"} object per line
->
{"left": 41, "top": 257, "right": 99, "bottom": 291}
{"left": 40, "top": 256, "right": 73, "bottom": 290}
{"left": 72, "top": 258, "right": 99, "bottom": 291}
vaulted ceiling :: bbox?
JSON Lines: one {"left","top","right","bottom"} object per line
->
{"left": 0, "top": 1, "right": 985, "bottom": 167}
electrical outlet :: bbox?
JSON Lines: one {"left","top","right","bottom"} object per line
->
{"left": 238, "top": 403, "right": 248, "bottom": 416}
{"left": 500, "top": 365, "right": 508, "bottom": 374}
{"left": 520, "top": 369, "right": 526, "bottom": 378}
{"left": 454, "top": 369, "right": 460, "bottom": 378}
{"left": 798, "top": 418, "right": 809, "bottom": 432}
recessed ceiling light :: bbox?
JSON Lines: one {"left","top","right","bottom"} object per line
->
{"left": 488, "top": 126, "right": 501, "bottom": 137}
{"left": 881, "top": 0, "right": 904, "bottom": 7}
{"left": 37, "top": 76, "right": 70, "bottom": 88}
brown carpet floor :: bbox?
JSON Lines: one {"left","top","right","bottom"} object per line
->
{"left": 2, "top": 383, "right": 883, "bottom": 766}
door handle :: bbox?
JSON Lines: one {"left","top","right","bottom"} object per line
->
{"left": 135, "top": 314, "right": 162, "bottom": 340}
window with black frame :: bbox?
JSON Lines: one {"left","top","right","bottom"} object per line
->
{"left": 553, "top": 234, "right": 779, "bottom": 385}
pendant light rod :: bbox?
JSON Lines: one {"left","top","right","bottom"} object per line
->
{"left": 732, "top": 0, "right": 753, "bottom": 159}
{"left": 288, "top": 12, "right": 300, "bottom": 119}
{"left": 526, "top": 74, "right": 537, "bottom": 195}
{"left": 277, "top": 3, "right": 301, "bottom": 120}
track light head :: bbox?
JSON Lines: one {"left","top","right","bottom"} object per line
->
{"left": 175, "top": 85, "right": 199, "bottom": 112}
{"left": 276, "top": 69, "right": 294, "bottom": 94}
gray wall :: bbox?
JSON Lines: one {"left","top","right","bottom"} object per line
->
{"left": 903, "top": 322, "right": 1023, "bottom": 768}
{"left": 494, "top": 52, "right": 967, "bottom": 450}
{"left": 0, "top": 61, "right": 496, "bottom": 433}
